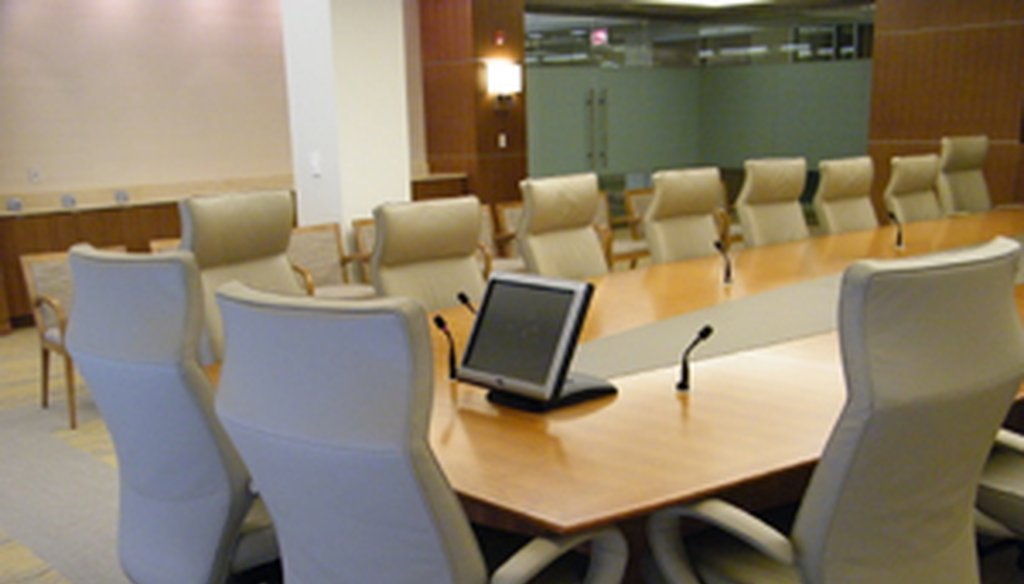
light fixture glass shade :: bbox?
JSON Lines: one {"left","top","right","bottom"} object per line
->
{"left": 486, "top": 60, "right": 522, "bottom": 96}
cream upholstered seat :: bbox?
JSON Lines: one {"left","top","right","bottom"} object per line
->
{"left": 19, "top": 251, "right": 79, "bottom": 428}
{"left": 938, "top": 135, "right": 992, "bottom": 214}
{"left": 812, "top": 156, "right": 878, "bottom": 234}
{"left": 179, "top": 190, "right": 307, "bottom": 363}
{"left": 883, "top": 153, "right": 944, "bottom": 223}
{"left": 735, "top": 158, "right": 809, "bottom": 247}
{"left": 645, "top": 167, "right": 726, "bottom": 264}
{"left": 214, "top": 284, "right": 628, "bottom": 583}
{"left": 370, "top": 195, "right": 487, "bottom": 312}
{"left": 976, "top": 429, "right": 1024, "bottom": 562}
{"left": 517, "top": 173, "right": 610, "bottom": 279}
{"left": 648, "top": 237, "right": 1024, "bottom": 584}
{"left": 65, "top": 245, "right": 279, "bottom": 584}
{"left": 287, "top": 222, "right": 375, "bottom": 299}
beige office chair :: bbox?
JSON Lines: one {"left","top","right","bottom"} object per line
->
{"left": 517, "top": 173, "right": 610, "bottom": 280}
{"left": 648, "top": 237, "right": 1024, "bottom": 584}
{"left": 938, "top": 135, "right": 992, "bottom": 214}
{"left": 812, "top": 156, "right": 878, "bottom": 234}
{"left": 214, "top": 283, "right": 627, "bottom": 583}
{"left": 735, "top": 157, "right": 809, "bottom": 247}
{"left": 179, "top": 190, "right": 308, "bottom": 363}
{"left": 883, "top": 153, "right": 944, "bottom": 223}
{"left": 19, "top": 251, "right": 79, "bottom": 428}
{"left": 65, "top": 245, "right": 279, "bottom": 584}
{"left": 287, "top": 222, "right": 375, "bottom": 299}
{"left": 645, "top": 168, "right": 727, "bottom": 264}
{"left": 370, "top": 196, "right": 487, "bottom": 312}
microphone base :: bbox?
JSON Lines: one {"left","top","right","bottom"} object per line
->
{"left": 487, "top": 372, "right": 617, "bottom": 413}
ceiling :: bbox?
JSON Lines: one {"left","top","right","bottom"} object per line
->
{"left": 525, "top": 0, "right": 874, "bottom": 25}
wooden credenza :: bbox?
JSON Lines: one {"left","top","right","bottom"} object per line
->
{"left": 0, "top": 201, "right": 181, "bottom": 330}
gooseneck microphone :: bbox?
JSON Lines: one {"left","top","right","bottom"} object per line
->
{"left": 456, "top": 291, "right": 477, "bottom": 314}
{"left": 713, "top": 240, "right": 733, "bottom": 285}
{"left": 677, "top": 324, "right": 714, "bottom": 391}
{"left": 432, "top": 315, "right": 457, "bottom": 380}
{"left": 887, "top": 211, "right": 905, "bottom": 250}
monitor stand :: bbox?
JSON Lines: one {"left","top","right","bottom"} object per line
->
{"left": 486, "top": 372, "right": 617, "bottom": 413}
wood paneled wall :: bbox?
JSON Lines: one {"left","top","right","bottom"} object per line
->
{"left": 419, "top": 0, "right": 527, "bottom": 205}
{"left": 868, "top": 0, "right": 1024, "bottom": 210}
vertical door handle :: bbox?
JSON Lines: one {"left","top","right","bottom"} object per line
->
{"left": 585, "top": 89, "right": 596, "bottom": 169}
{"left": 597, "top": 88, "right": 609, "bottom": 169}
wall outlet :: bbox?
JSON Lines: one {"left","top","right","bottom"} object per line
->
{"left": 27, "top": 168, "right": 41, "bottom": 183}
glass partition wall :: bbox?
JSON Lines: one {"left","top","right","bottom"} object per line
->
{"left": 524, "top": 11, "right": 874, "bottom": 218}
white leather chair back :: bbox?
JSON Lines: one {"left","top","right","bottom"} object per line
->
{"left": 938, "top": 135, "right": 992, "bottom": 214}
{"left": 736, "top": 158, "right": 809, "bottom": 246}
{"left": 646, "top": 167, "right": 725, "bottom": 263}
{"left": 883, "top": 154, "right": 944, "bottom": 223}
{"left": 179, "top": 190, "right": 305, "bottom": 362}
{"left": 517, "top": 173, "right": 609, "bottom": 279}
{"left": 791, "top": 237, "right": 1024, "bottom": 583}
{"left": 370, "top": 195, "right": 486, "bottom": 312}
{"left": 66, "top": 245, "right": 264, "bottom": 584}
{"left": 215, "top": 285, "right": 488, "bottom": 584}
{"left": 813, "top": 156, "right": 878, "bottom": 234}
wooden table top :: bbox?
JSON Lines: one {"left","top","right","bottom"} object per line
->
{"left": 429, "top": 209, "right": 1024, "bottom": 534}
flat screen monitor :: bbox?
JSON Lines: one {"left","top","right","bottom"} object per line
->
{"left": 457, "top": 272, "right": 615, "bottom": 411}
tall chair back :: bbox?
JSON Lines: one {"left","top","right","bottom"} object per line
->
{"left": 66, "top": 245, "right": 277, "bottom": 584}
{"left": 214, "top": 286, "right": 488, "bottom": 583}
{"left": 370, "top": 196, "right": 486, "bottom": 312}
{"left": 735, "top": 157, "right": 809, "bottom": 246}
{"left": 179, "top": 190, "right": 305, "bottom": 362}
{"left": 517, "top": 173, "right": 609, "bottom": 279}
{"left": 791, "top": 237, "right": 1024, "bottom": 582}
{"left": 645, "top": 167, "right": 725, "bottom": 263}
{"left": 938, "top": 135, "right": 991, "bottom": 214}
{"left": 883, "top": 154, "right": 943, "bottom": 223}
{"left": 812, "top": 156, "right": 878, "bottom": 234}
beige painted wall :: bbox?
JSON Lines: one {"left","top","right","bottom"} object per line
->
{"left": 0, "top": 0, "right": 292, "bottom": 202}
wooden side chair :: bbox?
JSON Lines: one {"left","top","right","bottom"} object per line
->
{"left": 287, "top": 223, "right": 375, "bottom": 299}
{"left": 20, "top": 251, "right": 79, "bottom": 428}
{"left": 351, "top": 217, "right": 377, "bottom": 284}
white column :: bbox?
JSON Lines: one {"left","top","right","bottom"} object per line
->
{"left": 280, "top": 0, "right": 411, "bottom": 228}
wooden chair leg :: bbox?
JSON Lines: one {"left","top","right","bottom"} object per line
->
{"left": 40, "top": 347, "right": 51, "bottom": 409}
{"left": 63, "top": 354, "right": 77, "bottom": 430}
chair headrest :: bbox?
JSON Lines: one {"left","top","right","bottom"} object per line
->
{"left": 650, "top": 167, "right": 724, "bottom": 220}
{"left": 372, "top": 196, "right": 481, "bottom": 266}
{"left": 519, "top": 173, "right": 600, "bottom": 234}
{"left": 739, "top": 158, "right": 807, "bottom": 205}
{"left": 817, "top": 156, "right": 874, "bottom": 202}
{"left": 889, "top": 154, "right": 940, "bottom": 194}
{"left": 940, "top": 135, "right": 988, "bottom": 173}
{"left": 180, "top": 190, "right": 294, "bottom": 268}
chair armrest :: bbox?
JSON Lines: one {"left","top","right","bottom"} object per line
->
{"left": 490, "top": 526, "right": 627, "bottom": 584}
{"left": 994, "top": 429, "right": 1024, "bottom": 455}
{"left": 647, "top": 499, "right": 794, "bottom": 584}
{"left": 594, "top": 225, "right": 613, "bottom": 268}
{"left": 714, "top": 208, "right": 732, "bottom": 252}
{"left": 477, "top": 242, "right": 493, "bottom": 279}
{"left": 289, "top": 263, "right": 316, "bottom": 296}
{"left": 35, "top": 295, "right": 68, "bottom": 334}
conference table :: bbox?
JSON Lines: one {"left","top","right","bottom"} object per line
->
{"left": 427, "top": 209, "right": 1024, "bottom": 556}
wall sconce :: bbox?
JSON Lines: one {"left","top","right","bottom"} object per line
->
{"left": 486, "top": 59, "right": 522, "bottom": 107}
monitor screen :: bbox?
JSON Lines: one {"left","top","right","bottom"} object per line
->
{"left": 458, "top": 272, "right": 593, "bottom": 403}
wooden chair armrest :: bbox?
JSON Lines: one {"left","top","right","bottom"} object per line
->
{"left": 714, "top": 208, "right": 732, "bottom": 251}
{"left": 477, "top": 242, "right": 493, "bottom": 279}
{"left": 35, "top": 295, "right": 68, "bottom": 334}
{"left": 594, "top": 225, "right": 613, "bottom": 268}
{"left": 290, "top": 263, "right": 316, "bottom": 296}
